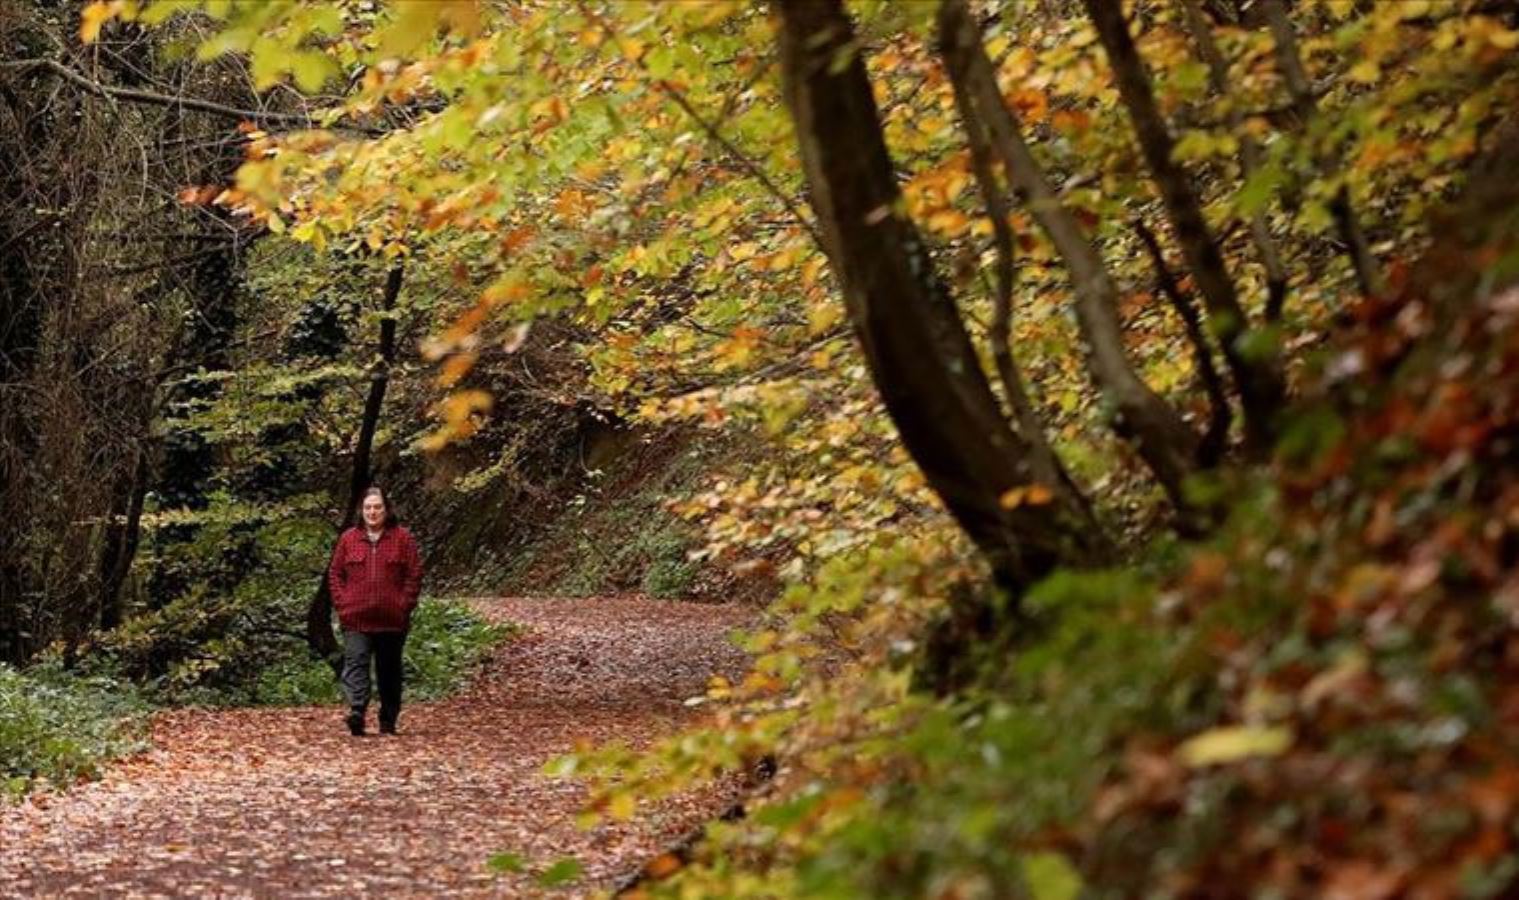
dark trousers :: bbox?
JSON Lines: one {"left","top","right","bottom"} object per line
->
{"left": 341, "top": 630, "right": 406, "bottom": 724}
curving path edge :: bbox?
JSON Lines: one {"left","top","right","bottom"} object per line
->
{"left": 0, "top": 596, "right": 754, "bottom": 898}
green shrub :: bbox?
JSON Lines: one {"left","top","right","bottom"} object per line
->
{"left": 248, "top": 598, "right": 512, "bottom": 706}
{"left": 642, "top": 554, "right": 696, "bottom": 598}
{"left": 0, "top": 663, "right": 149, "bottom": 798}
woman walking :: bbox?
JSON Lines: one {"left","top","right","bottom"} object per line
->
{"left": 327, "top": 486, "right": 424, "bottom": 736}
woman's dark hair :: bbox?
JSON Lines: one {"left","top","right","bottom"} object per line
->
{"left": 356, "top": 485, "right": 399, "bottom": 527}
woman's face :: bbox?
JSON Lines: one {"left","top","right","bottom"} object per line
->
{"left": 362, "top": 494, "right": 386, "bottom": 529}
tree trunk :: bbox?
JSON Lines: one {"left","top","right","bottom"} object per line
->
{"left": 1178, "top": 0, "right": 1289, "bottom": 320}
{"left": 98, "top": 446, "right": 150, "bottom": 630}
{"left": 1083, "top": 0, "right": 1286, "bottom": 453}
{"left": 1134, "top": 219, "right": 1231, "bottom": 468}
{"left": 1258, "top": 0, "right": 1383, "bottom": 301}
{"left": 306, "top": 264, "right": 404, "bottom": 667}
{"left": 944, "top": 30, "right": 1092, "bottom": 519}
{"left": 938, "top": 0, "right": 1202, "bottom": 510}
{"left": 774, "top": 0, "right": 1107, "bottom": 594}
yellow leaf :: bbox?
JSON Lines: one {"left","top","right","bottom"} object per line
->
{"left": 926, "top": 209, "right": 970, "bottom": 237}
{"left": 1490, "top": 25, "right": 1519, "bottom": 51}
{"left": 801, "top": 255, "right": 828, "bottom": 288}
{"left": 729, "top": 241, "right": 760, "bottom": 261}
{"left": 80, "top": 1, "right": 121, "bottom": 44}
{"left": 1022, "top": 852, "right": 1083, "bottom": 900}
{"left": 1347, "top": 59, "right": 1380, "bottom": 84}
{"left": 619, "top": 38, "right": 646, "bottom": 63}
{"left": 379, "top": 1, "right": 444, "bottom": 58}
{"left": 608, "top": 792, "right": 637, "bottom": 821}
{"left": 1177, "top": 725, "right": 1292, "bottom": 767}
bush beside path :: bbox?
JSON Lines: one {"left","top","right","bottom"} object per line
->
{"left": 0, "top": 596, "right": 753, "bottom": 897}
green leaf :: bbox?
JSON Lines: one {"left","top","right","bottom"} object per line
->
{"left": 248, "top": 36, "right": 285, "bottom": 90}
{"left": 1171, "top": 60, "right": 1210, "bottom": 93}
{"left": 1237, "top": 162, "right": 1283, "bottom": 216}
{"left": 646, "top": 46, "right": 676, "bottom": 79}
{"left": 486, "top": 852, "right": 525, "bottom": 874}
{"left": 291, "top": 51, "right": 336, "bottom": 94}
{"left": 1172, "top": 129, "right": 1236, "bottom": 163}
{"left": 1022, "top": 852, "right": 1082, "bottom": 900}
{"left": 543, "top": 753, "right": 578, "bottom": 777}
{"left": 1234, "top": 324, "right": 1281, "bottom": 364}
{"left": 141, "top": 0, "right": 200, "bottom": 26}
{"left": 537, "top": 858, "right": 583, "bottom": 888}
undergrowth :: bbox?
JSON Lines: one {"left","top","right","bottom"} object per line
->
{"left": 0, "top": 663, "right": 149, "bottom": 799}
{"left": 237, "top": 599, "right": 513, "bottom": 706}
{"left": 3, "top": 599, "right": 508, "bottom": 800}
{"left": 501, "top": 436, "right": 718, "bottom": 600}
{"left": 575, "top": 186, "right": 1519, "bottom": 897}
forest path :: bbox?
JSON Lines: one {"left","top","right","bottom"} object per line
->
{"left": 0, "top": 596, "right": 754, "bottom": 898}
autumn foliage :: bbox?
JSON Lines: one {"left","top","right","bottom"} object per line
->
{"left": 3, "top": 0, "right": 1519, "bottom": 896}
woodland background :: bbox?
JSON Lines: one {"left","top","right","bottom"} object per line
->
{"left": 3, "top": 0, "right": 1519, "bottom": 896}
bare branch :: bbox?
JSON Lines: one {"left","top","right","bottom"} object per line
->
{"left": 1, "top": 58, "right": 383, "bottom": 136}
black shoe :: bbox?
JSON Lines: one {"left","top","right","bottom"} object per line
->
{"left": 346, "top": 710, "right": 366, "bottom": 736}
{"left": 378, "top": 718, "right": 397, "bottom": 736}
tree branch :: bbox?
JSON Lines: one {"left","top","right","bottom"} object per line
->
{"left": 945, "top": 31, "right": 1076, "bottom": 500}
{"left": 574, "top": 4, "right": 824, "bottom": 252}
{"left": 1, "top": 58, "right": 383, "bottom": 136}
{"left": 1179, "top": 0, "right": 1289, "bottom": 320}
{"left": 1134, "top": 219, "right": 1232, "bottom": 467}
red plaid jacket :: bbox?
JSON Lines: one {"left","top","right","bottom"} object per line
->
{"left": 328, "top": 525, "right": 423, "bottom": 633}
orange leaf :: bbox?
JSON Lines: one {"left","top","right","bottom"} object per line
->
{"left": 437, "top": 351, "right": 477, "bottom": 388}
{"left": 500, "top": 226, "right": 537, "bottom": 255}
{"left": 643, "top": 853, "right": 683, "bottom": 880}
{"left": 1009, "top": 88, "right": 1049, "bottom": 125}
{"left": 80, "top": 1, "right": 118, "bottom": 44}
{"left": 1052, "top": 109, "right": 1092, "bottom": 135}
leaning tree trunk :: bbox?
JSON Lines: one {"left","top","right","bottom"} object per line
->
{"left": 774, "top": 0, "right": 1108, "bottom": 594}
{"left": 938, "top": 0, "right": 1203, "bottom": 513}
{"left": 306, "top": 263, "right": 404, "bottom": 668}
{"left": 1083, "top": 0, "right": 1286, "bottom": 453}
{"left": 943, "top": 25, "right": 1091, "bottom": 516}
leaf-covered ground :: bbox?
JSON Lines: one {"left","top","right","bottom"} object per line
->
{"left": 0, "top": 596, "right": 753, "bottom": 897}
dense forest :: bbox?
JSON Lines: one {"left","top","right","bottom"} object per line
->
{"left": 3, "top": 0, "right": 1519, "bottom": 896}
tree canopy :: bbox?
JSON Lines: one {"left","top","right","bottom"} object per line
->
{"left": 4, "top": 0, "right": 1519, "bottom": 894}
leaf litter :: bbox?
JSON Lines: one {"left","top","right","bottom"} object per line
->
{"left": 0, "top": 596, "right": 754, "bottom": 897}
